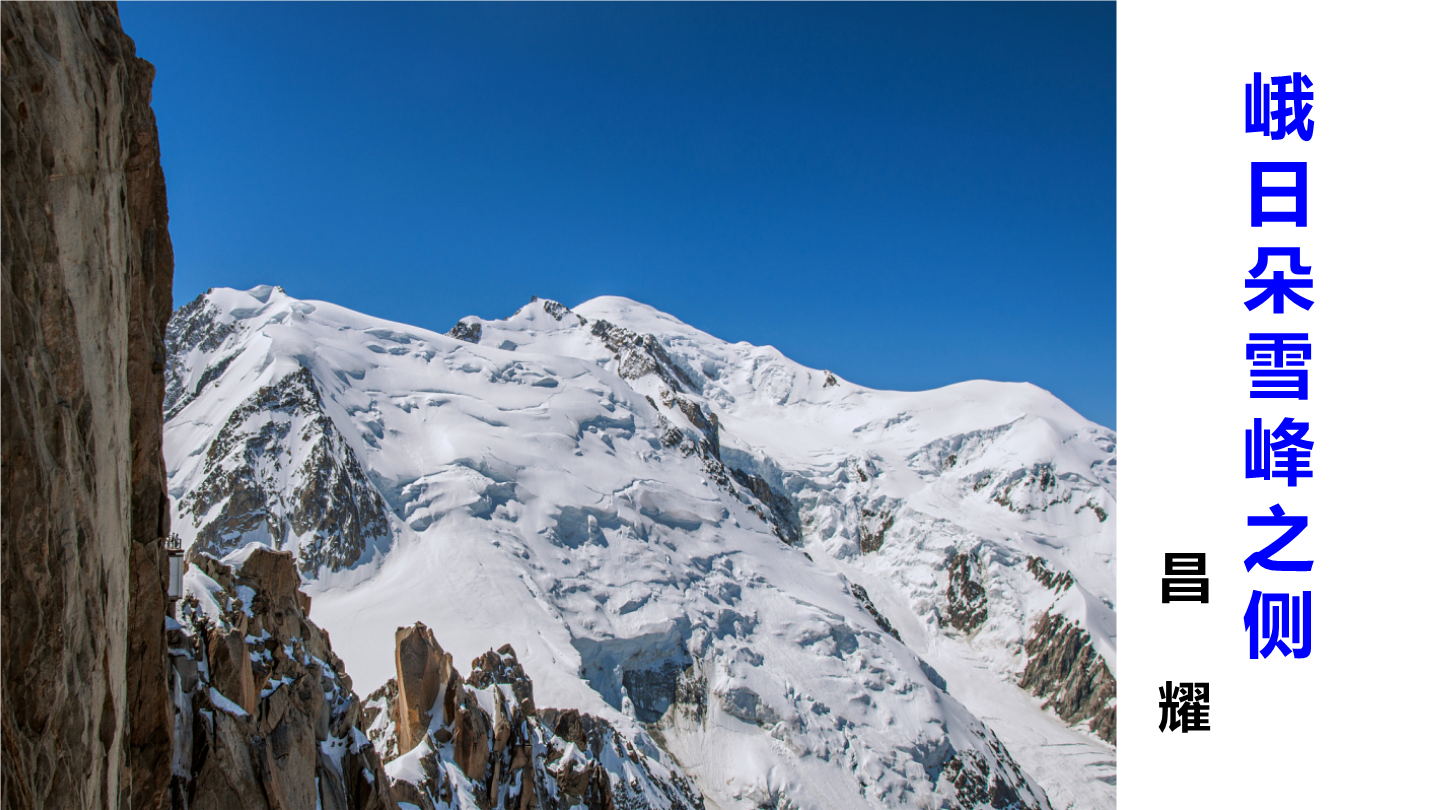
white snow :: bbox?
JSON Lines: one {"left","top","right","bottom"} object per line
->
{"left": 209, "top": 687, "right": 248, "bottom": 717}
{"left": 165, "top": 287, "right": 1116, "bottom": 809}
{"left": 384, "top": 737, "right": 433, "bottom": 787}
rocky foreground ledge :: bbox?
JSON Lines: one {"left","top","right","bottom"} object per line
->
{"left": 171, "top": 546, "right": 399, "bottom": 810}
{"left": 172, "top": 545, "right": 701, "bottom": 810}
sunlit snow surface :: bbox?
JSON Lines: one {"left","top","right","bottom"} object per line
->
{"left": 166, "top": 286, "right": 1115, "bottom": 810}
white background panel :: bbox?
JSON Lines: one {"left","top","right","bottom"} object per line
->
{"left": 1118, "top": 1, "right": 1438, "bottom": 806}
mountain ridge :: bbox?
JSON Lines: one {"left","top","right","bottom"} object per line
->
{"left": 164, "top": 284, "right": 1115, "bottom": 810}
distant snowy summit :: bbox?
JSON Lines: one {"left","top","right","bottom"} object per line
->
{"left": 164, "top": 285, "right": 1116, "bottom": 810}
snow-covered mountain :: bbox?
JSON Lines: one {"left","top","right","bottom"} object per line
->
{"left": 164, "top": 285, "right": 1116, "bottom": 810}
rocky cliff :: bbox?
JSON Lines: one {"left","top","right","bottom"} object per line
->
{"left": 360, "top": 624, "right": 705, "bottom": 810}
{"left": 170, "top": 546, "right": 401, "bottom": 810}
{"left": 169, "top": 545, "right": 705, "bottom": 810}
{"left": 2, "top": 3, "right": 174, "bottom": 809}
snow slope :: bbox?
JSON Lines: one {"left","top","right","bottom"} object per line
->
{"left": 164, "top": 285, "right": 1116, "bottom": 810}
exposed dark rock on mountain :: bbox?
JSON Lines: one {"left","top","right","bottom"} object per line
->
{"left": 946, "top": 549, "right": 990, "bottom": 634}
{"left": 945, "top": 548, "right": 1115, "bottom": 744}
{"left": 2, "top": 3, "right": 174, "bottom": 808}
{"left": 1026, "top": 555, "right": 1075, "bottom": 594}
{"left": 540, "top": 298, "right": 584, "bottom": 324}
{"left": 661, "top": 387, "right": 721, "bottom": 458}
{"left": 857, "top": 505, "right": 894, "bottom": 554}
{"left": 729, "top": 467, "right": 801, "bottom": 545}
{"left": 1018, "top": 612, "right": 1117, "bottom": 745}
{"left": 991, "top": 463, "right": 1069, "bottom": 515}
{"left": 169, "top": 360, "right": 392, "bottom": 576}
{"left": 942, "top": 747, "right": 1045, "bottom": 810}
{"left": 164, "top": 293, "right": 238, "bottom": 418}
{"left": 590, "top": 319, "right": 700, "bottom": 396}
{"left": 171, "top": 547, "right": 401, "bottom": 810}
{"left": 849, "top": 582, "right": 902, "bottom": 641}
{"left": 446, "top": 317, "right": 483, "bottom": 344}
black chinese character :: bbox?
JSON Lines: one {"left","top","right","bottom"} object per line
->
{"left": 1158, "top": 681, "right": 1211, "bottom": 732}
{"left": 1162, "top": 553, "right": 1208, "bottom": 603}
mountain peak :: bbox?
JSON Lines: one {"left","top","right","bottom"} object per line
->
{"left": 505, "top": 296, "right": 587, "bottom": 331}
{"left": 574, "top": 296, "right": 698, "bottom": 338}
{"left": 245, "top": 283, "right": 286, "bottom": 301}
{"left": 163, "top": 289, "right": 1114, "bottom": 809}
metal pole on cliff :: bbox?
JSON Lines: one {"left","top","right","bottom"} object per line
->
{"left": 164, "top": 534, "right": 185, "bottom": 618}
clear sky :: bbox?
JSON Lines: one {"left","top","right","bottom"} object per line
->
{"left": 119, "top": 2, "right": 1116, "bottom": 427}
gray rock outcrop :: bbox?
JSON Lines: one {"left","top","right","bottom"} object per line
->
{"left": 446, "top": 316, "right": 482, "bottom": 344}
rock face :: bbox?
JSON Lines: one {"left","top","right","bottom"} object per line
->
{"left": 393, "top": 623, "right": 454, "bottom": 755}
{"left": 945, "top": 549, "right": 989, "bottom": 634}
{"left": 446, "top": 316, "right": 482, "bottom": 344}
{"left": 2, "top": 4, "right": 174, "bottom": 809}
{"left": 362, "top": 625, "right": 704, "bottom": 810}
{"left": 165, "top": 295, "right": 394, "bottom": 575}
{"left": 1018, "top": 611, "right": 1117, "bottom": 744}
{"left": 171, "top": 546, "right": 401, "bottom": 810}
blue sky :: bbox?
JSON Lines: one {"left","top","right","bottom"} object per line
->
{"left": 120, "top": 2, "right": 1116, "bottom": 427}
